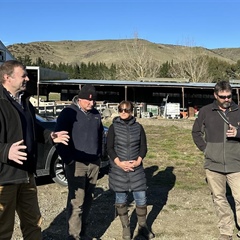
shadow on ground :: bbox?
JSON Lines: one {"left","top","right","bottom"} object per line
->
{"left": 41, "top": 165, "right": 176, "bottom": 239}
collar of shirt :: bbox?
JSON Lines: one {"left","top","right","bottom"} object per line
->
{"left": 77, "top": 103, "right": 89, "bottom": 114}
{"left": 7, "top": 91, "right": 24, "bottom": 106}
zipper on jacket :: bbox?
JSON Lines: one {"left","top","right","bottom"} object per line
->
{"left": 126, "top": 124, "right": 130, "bottom": 159}
{"left": 223, "top": 121, "right": 228, "bottom": 172}
{"left": 223, "top": 110, "right": 234, "bottom": 172}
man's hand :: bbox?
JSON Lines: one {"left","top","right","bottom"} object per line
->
{"left": 226, "top": 124, "right": 237, "bottom": 138}
{"left": 8, "top": 140, "right": 27, "bottom": 165}
{"left": 51, "top": 131, "right": 70, "bottom": 145}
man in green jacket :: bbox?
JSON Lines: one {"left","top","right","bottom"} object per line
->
{"left": 192, "top": 80, "right": 240, "bottom": 240}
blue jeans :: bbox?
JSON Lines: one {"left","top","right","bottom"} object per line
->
{"left": 115, "top": 191, "right": 147, "bottom": 206}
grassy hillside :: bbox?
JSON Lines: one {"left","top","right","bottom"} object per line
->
{"left": 7, "top": 39, "right": 238, "bottom": 66}
{"left": 213, "top": 47, "right": 240, "bottom": 62}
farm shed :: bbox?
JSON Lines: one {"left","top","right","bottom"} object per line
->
{"left": 32, "top": 78, "right": 240, "bottom": 117}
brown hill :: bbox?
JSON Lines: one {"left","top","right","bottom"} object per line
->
{"left": 213, "top": 48, "right": 240, "bottom": 62}
{"left": 7, "top": 39, "right": 238, "bottom": 66}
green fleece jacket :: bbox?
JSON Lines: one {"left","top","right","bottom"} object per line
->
{"left": 192, "top": 100, "right": 240, "bottom": 173}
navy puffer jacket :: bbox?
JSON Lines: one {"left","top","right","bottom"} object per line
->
{"left": 108, "top": 116, "right": 147, "bottom": 192}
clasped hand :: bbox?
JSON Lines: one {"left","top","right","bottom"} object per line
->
{"left": 119, "top": 160, "right": 139, "bottom": 172}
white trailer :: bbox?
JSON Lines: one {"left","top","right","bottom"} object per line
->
{"left": 26, "top": 66, "right": 69, "bottom": 110}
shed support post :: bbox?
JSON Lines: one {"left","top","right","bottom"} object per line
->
{"left": 125, "top": 86, "right": 127, "bottom": 101}
{"left": 182, "top": 87, "right": 185, "bottom": 112}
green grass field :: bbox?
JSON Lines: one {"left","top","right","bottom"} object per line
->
{"left": 103, "top": 119, "right": 206, "bottom": 191}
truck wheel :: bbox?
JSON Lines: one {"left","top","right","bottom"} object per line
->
{"left": 51, "top": 154, "right": 68, "bottom": 186}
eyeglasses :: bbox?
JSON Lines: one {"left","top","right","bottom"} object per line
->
{"left": 217, "top": 94, "right": 232, "bottom": 99}
{"left": 119, "top": 108, "right": 131, "bottom": 113}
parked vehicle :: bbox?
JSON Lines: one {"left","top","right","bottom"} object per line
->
{"left": 35, "top": 114, "right": 109, "bottom": 186}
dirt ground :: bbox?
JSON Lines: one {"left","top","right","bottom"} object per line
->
{"left": 11, "top": 118, "right": 240, "bottom": 240}
{"left": 13, "top": 175, "right": 229, "bottom": 240}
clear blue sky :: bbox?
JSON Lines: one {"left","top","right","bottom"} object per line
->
{"left": 1, "top": 0, "right": 240, "bottom": 49}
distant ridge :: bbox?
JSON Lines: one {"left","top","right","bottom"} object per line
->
{"left": 7, "top": 39, "right": 239, "bottom": 66}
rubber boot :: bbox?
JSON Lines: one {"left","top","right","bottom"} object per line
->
{"left": 136, "top": 205, "right": 155, "bottom": 239}
{"left": 115, "top": 204, "right": 131, "bottom": 240}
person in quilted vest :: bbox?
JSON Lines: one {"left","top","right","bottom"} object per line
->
{"left": 107, "top": 100, "right": 154, "bottom": 240}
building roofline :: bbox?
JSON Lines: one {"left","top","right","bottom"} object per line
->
{"left": 39, "top": 79, "right": 240, "bottom": 89}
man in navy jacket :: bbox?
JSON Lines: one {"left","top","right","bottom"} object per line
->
{"left": 55, "top": 84, "right": 103, "bottom": 240}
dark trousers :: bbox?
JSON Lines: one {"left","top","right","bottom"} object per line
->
{"left": 0, "top": 174, "right": 42, "bottom": 240}
{"left": 65, "top": 160, "right": 100, "bottom": 239}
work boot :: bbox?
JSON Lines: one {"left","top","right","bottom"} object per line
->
{"left": 136, "top": 205, "right": 155, "bottom": 239}
{"left": 115, "top": 204, "right": 131, "bottom": 240}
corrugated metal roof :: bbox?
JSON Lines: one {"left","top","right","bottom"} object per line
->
{"left": 39, "top": 79, "right": 240, "bottom": 89}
